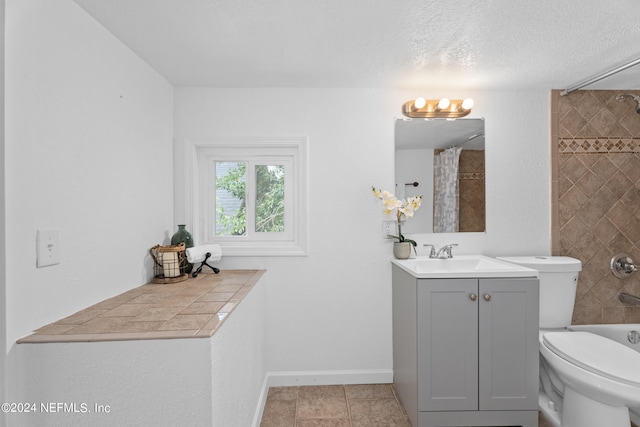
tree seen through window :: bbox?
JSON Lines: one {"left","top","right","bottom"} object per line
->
{"left": 215, "top": 162, "right": 285, "bottom": 236}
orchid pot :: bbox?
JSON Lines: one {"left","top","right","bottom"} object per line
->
{"left": 372, "top": 187, "right": 422, "bottom": 258}
{"left": 393, "top": 242, "right": 412, "bottom": 259}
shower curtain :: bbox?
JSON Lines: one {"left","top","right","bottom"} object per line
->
{"left": 433, "top": 147, "right": 462, "bottom": 232}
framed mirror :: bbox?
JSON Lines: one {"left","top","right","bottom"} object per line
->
{"left": 394, "top": 118, "right": 485, "bottom": 233}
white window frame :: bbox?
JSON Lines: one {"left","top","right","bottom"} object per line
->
{"left": 185, "top": 137, "right": 308, "bottom": 256}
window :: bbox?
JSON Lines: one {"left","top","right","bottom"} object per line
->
{"left": 187, "top": 138, "right": 308, "bottom": 256}
{"left": 211, "top": 159, "right": 291, "bottom": 240}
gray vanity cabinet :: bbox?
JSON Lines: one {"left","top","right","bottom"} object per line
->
{"left": 418, "top": 278, "right": 479, "bottom": 412}
{"left": 392, "top": 265, "right": 539, "bottom": 427}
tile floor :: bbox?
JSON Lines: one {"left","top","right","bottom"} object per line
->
{"left": 538, "top": 412, "right": 552, "bottom": 427}
{"left": 260, "top": 384, "right": 411, "bottom": 427}
{"left": 262, "top": 387, "right": 618, "bottom": 427}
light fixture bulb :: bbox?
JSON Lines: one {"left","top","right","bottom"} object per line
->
{"left": 402, "top": 98, "right": 473, "bottom": 118}
{"left": 438, "top": 98, "right": 450, "bottom": 110}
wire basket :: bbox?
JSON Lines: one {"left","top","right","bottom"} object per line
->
{"left": 150, "top": 243, "right": 188, "bottom": 284}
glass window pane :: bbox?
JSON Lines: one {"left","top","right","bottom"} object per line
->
{"left": 215, "top": 161, "right": 246, "bottom": 236}
{"left": 255, "top": 165, "right": 285, "bottom": 233}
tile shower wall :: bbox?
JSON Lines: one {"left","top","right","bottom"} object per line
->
{"left": 552, "top": 90, "right": 640, "bottom": 324}
{"left": 459, "top": 150, "right": 485, "bottom": 232}
{"left": 434, "top": 149, "right": 486, "bottom": 232}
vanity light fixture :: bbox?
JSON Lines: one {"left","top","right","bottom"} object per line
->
{"left": 402, "top": 98, "right": 474, "bottom": 118}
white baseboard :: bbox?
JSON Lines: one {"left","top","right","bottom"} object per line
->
{"left": 265, "top": 369, "right": 393, "bottom": 387}
{"left": 251, "top": 369, "right": 393, "bottom": 427}
{"left": 251, "top": 375, "right": 272, "bottom": 427}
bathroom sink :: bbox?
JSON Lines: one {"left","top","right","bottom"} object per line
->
{"left": 391, "top": 255, "right": 538, "bottom": 278}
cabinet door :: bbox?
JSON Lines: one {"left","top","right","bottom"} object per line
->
{"left": 478, "top": 278, "right": 539, "bottom": 411}
{"left": 417, "top": 279, "right": 478, "bottom": 411}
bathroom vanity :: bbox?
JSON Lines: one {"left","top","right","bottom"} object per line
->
{"left": 391, "top": 256, "right": 540, "bottom": 427}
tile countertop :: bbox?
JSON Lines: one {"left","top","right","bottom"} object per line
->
{"left": 17, "top": 269, "right": 265, "bottom": 344}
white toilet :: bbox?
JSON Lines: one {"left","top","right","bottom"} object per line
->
{"left": 498, "top": 256, "right": 640, "bottom": 427}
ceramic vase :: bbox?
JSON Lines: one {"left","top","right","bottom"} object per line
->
{"left": 171, "top": 225, "right": 194, "bottom": 273}
{"left": 393, "top": 242, "right": 411, "bottom": 259}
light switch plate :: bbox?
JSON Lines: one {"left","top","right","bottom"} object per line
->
{"left": 37, "top": 229, "right": 60, "bottom": 267}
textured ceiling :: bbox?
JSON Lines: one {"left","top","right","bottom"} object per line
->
{"left": 73, "top": 0, "right": 640, "bottom": 90}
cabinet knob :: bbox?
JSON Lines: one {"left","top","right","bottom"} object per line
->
{"left": 470, "top": 293, "right": 477, "bottom": 301}
{"left": 484, "top": 294, "right": 491, "bottom": 301}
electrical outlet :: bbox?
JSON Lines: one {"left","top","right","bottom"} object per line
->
{"left": 37, "top": 229, "right": 60, "bottom": 267}
{"left": 382, "top": 220, "right": 397, "bottom": 238}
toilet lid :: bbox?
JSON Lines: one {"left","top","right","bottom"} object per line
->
{"left": 543, "top": 331, "right": 640, "bottom": 387}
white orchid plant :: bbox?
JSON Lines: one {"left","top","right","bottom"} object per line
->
{"left": 372, "top": 187, "right": 423, "bottom": 253}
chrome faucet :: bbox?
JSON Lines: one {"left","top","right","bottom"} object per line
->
{"left": 423, "top": 244, "right": 436, "bottom": 258}
{"left": 436, "top": 244, "right": 458, "bottom": 259}
{"left": 423, "top": 243, "right": 458, "bottom": 259}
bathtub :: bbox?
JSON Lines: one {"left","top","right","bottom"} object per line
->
{"left": 568, "top": 324, "right": 640, "bottom": 351}
{"left": 567, "top": 324, "right": 640, "bottom": 425}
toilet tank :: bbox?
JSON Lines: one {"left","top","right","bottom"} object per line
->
{"left": 496, "top": 256, "right": 582, "bottom": 328}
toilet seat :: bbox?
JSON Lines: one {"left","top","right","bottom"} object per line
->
{"left": 543, "top": 331, "right": 640, "bottom": 387}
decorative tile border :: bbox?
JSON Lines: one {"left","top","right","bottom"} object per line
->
{"left": 558, "top": 138, "right": 640, "bottom": 154}
{"left": 459, "top": 172, "right": 484, "bottom": 180}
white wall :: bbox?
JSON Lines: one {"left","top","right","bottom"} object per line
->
{"left": 175, "top": 88, "right": 397, "bottom": 380}
{"left": 395, "top": 148, "right": 433, "bottom": 234}
{"left": 210, "top": 273, "right": 267, "bottom": 427}
{"left": 0, "top": 0, "right": 6, "bottom": 410}
{"left": 11, "top": 338, "right": 212, "bottom": 427}
{"left": 4, "top": 0, "right": 173, "bottom": 399}
{"left": 174, "top": 88, "right": 551, "bottom": 381}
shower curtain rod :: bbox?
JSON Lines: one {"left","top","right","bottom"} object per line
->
{"left": 560, "top": 57, "right": 640, "bottom": 96}
{"left": 452, "top": 132, "right": 484, "bottom": 148}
